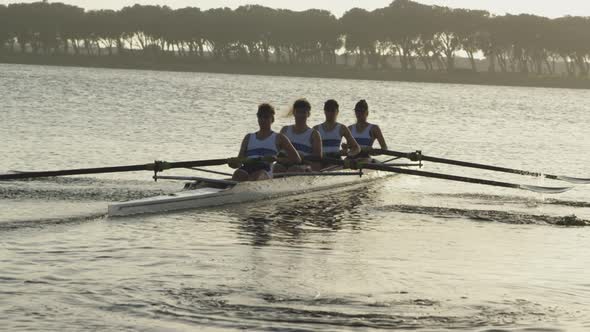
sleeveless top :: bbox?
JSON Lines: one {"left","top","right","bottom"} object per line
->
{"left": 350, "top": 124, "right": 375, "bottom": 148}
{"left": 246, "top": 132, "right": 278, "bottom": 159}
{"left": 284, "top": 125, "right": 314, "bottom": 157}
{"left": 315, "top": 123, "right": 342, "bottom": 155}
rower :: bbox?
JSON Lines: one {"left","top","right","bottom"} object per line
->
{"left": 230, "top": 103, "right": 301, "bottom": 182}
{"left": 314, "top": 99, "right": 361, "bottom": 161}
{"left": 275, "top": 99, "right": 322, "bottom": 173}
{"left": 347, "top": 99, "right": 388, "bottom": 158}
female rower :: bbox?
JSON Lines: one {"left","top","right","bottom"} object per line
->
{"left": 230, "top": 103, "right": 301, "bottom": 182}
{"left": 275, "top": 99, "right": 322, "bottom": 173}
{"left": 314, "top": 99, "right": 361, "bottom": 160}
{"left": 347, "top": 99, "right": 388, "bottom": 158}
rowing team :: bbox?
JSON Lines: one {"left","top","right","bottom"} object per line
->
{"left": 229, "top": 99, "right": 388, "bottom": 182}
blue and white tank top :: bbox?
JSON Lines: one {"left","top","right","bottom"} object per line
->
{"left": 315, "top": 123, "right": 342, "bottom": 155}
{"left": 246, "top": 132, "right": 278, "bottom": 159}
{"left": 350, "top": 124, "right": 375, "bottom": 148}
{"left": 284, "top": 126, "right": 314, "bottom": 157}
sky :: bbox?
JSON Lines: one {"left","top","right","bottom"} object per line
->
{"left": 2, "top": 0, "right": 590, "bottom": 18}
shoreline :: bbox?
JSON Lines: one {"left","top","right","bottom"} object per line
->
{"left": 2, "top": 54, "right": 590, "bottom": 90}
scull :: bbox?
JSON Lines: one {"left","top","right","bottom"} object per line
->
{"left": 107, "top": 165, "right": 394, "bottom": 217}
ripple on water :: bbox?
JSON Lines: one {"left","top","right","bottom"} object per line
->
{"left": 143, "top": 287, "right": 567, "bottom": 331}
{"left": 375, "top": 204, "right": 590, "bottom": 226}
{"left": 1, "top": 65, "right": 589, "bottom": 331}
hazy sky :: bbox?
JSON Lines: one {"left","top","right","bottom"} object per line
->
{"left": 2, "top": 0, "right": 590, "bottom": 18}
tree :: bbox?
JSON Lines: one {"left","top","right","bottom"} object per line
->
{"left": 341, "top": 8, "right": 378, "bottom": 67}
{"left": 167, "top": 7, "right": 205, "bottom": 57}
{"left": 0, "top": 0, "right": 588, "bottom": 78}
{"left": 84, "top": 10, "right": 122, "bottom": 56}
{"left": 551, "top": 16, "right": 590, "bottom": 76}
{"left": 7, "top": 3, "right": 34, "bottom": 54}
{"left": 297, "top": 9, "right": 341, "bottom": 65}
{"left": 454, "top": 9, "right": 490, "bottom": 72}
{"left": 379, "top": 0, "right": 435, "bottom": 71}
{"left": 0, "top": 4, "right": 11, "bottom": 53}
{"left": 233, "top": 5, "right": 276, "bottom": 62}
{"left": 201, "top": 7, "right": 237, "bottom": 61}
{"left": 119, "top": 4, "right": 172, "bottom": 54}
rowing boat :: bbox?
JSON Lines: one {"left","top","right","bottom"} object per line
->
{"left": 107, "top": 167, "right": 393, "bottom": 217}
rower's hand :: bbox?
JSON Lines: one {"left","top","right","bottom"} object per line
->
{"left": 275, "top": 157, "right": 291, "bottom": 165}
{"left": 261, "top": 156, "right": 277, "bottom": 163}
{"left": 343, "top": 159, "right": 360, "bottom": 170}
{"left": 227, "top": 158, "right": 242, "bottom": 169}
{"left": 346, "top": 147, "right": 361, "bottom": 157}
{"left": 341, "top": 143, "right": 349, "bottom": 155}
{"left": 364, "top": 147, "right": 376, "bottom": 155}
{"left": 408, "top": 152, "right": 420, "bottom": 161}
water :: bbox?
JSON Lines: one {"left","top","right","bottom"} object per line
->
{"left": 1, "top": 63, "right": 589, "bottom": 331}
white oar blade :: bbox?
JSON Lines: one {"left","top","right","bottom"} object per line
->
{"left": 556, "top": 176, "right": 590, "bottom": 185}
{"left": 520, "top": 185, "right": 573, "bottom": 194}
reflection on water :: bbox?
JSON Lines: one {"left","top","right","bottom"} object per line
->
{"left": 233, "top": 186, "right": 374, "bottom": 247}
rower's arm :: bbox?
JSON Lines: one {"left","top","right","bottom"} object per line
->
{"left": 372, "top": 125, "right": 388, "bottom": 150}
{"left": 311, "top": 130, "right": 323, "bottom": 158}
{"left": 341, "top": 126, "right": 361, "bottom": 156}
{"left": 277, "top": 134, "right": 302, "bottom": 164}
{"left": 228, "top": 134, "right": 250, "bottom": 169}
{"left": 237, "top": 134, "right": 249, "bottom": 158}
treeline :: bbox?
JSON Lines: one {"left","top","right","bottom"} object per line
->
{"left": 1, "top": 0, "right": 589, "bottom": 76}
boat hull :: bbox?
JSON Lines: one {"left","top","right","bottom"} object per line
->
{"left": 108, "top": 170, "right": 393, "bottom": 217}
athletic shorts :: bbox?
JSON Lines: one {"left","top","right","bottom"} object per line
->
{"left": 240, "top": 163, "right": 272, "bottom": 175}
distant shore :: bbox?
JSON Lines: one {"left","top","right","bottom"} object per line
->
{"left": 2, "top": 54, "right": 590, "bottom": 90}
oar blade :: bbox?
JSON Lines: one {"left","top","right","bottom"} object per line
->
{"left": 519, "top": 185, "right": 573, "bottom": 194}
{"left": 556, "top": 176, "right": 590, "bottom": 185}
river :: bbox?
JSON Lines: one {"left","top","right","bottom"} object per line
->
{"left": 1, "top": 63, "right": 589, "bottom": 331}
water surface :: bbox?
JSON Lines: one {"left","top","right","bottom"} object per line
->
{"left": 1, "top": 64, "right": 589, "bottom": 331}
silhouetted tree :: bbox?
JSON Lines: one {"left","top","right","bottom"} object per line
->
{"left": 0, "top": 5, "right": 11, "bottom": 53}
{"left": 119, "top": 4, "right": 172, "bottom": 55}
{"left": 551, "top": 16, "right": 590, "bottom": 76}
{"left": 1, "top": 1, "right": 589, "bottom": 77}
{"left": 341, "top": 8, "right": 378, "bottom": 68}
{"left": 379, "top": 0, "right": 436, "bottom": 71}
{"left": 454, "top": 9, "right": 490, "bottom": 72}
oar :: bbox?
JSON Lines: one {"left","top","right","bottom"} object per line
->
{"left": 0, "top": 158, "right": 231, "bottom": 181}
{"left": 306, "top": 157, "right": 573, "bottom": 194}
{"left": 373, "top": 149, "right": 590, "bottom": 184}
{"left": 362, "top": 162, "right": 572, "bottom": 194}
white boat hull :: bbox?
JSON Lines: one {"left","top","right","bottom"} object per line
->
{"left": 108, "top": 170, "right": 393, "bottom": 217}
